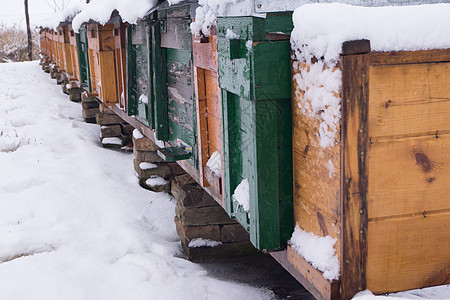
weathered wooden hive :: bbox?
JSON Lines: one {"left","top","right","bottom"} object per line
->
{"left": 86, "top": 22, "right": 118, "bottom": 104}
{"left": 51, "top": 29, "right": 59, "bottom": 66}
{"left": 112, "top": 16, "right": 127, "bottom": 110}
{"left": 289, "top": 39, "right": 450, "bottom": 300}
{"left": 126, "top": 2, "right": 199, "bottom": 170}
{"left": 76, "top": 25, "right": 92, "bottom": 90}
{"left": 217, "top": 13, "right": 294, "bottom": 250}
{"left": 192, "top": 27, "right": 224, "bottom": 204}
{"left": 56, "top": 22, "right": 73, "bottom": 78}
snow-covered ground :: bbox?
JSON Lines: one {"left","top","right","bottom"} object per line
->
{"left": 0, "top": 61, "right": 448, "bottom": 300}
{"left": 0, "top": 61, "right": 273, "bottom": 300}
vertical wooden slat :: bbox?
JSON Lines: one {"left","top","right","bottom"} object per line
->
{"left": 341, "top": 48, "right": 370, "bottom": 300}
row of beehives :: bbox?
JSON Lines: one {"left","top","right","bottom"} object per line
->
{"left": 39, "top": 3, "right": 450, "bottom": 300}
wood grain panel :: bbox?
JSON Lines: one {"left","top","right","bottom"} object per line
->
{"left": 98, "top": 51, "right": 118, "bottom": 105}
{"left": 366, "top": 211, "right": 450, "bottom": 293}
{"left": 368, "top": 134, "right": 450, "bottom": 219}
{"left": 195, "top": 67, "right": 208, "bottom": 187}
{"left": 369, "top": 63, "right": 450, "bottom": 138}
{"left": 205, "top": 69, "right": 221, "bottom": 119}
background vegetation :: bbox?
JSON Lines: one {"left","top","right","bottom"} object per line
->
{"left": 0, "top": 23, "right": 40, "bottom": 63}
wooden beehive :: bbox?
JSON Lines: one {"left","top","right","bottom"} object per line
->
{"left": 68, "top": 25, "right": 81, "bottom": 83}
{"left": 57, "top": 23, "right": 73, "bottom": 77}
{"left": 289, "top": 40, "right": 450, "bottom": 300}
{"left": 87, "top": 23, "right": 118, "bottom": 105}
{"left": 51, "top": 29, "right": 59, "bottom": 65}
{"left": 193, "top": 28, "right": 224, "bottom": 205}
{"left": 217, "top": 14, "right": 294, "bottom": 250}
{"left": 113, "top": 21, "right": 127, "bottom": 110}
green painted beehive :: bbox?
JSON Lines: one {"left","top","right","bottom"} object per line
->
{"left": 218, "top": 14, "right": 294, "bottom": 250}
{"left": 127, "top": 3, "right": 198, "bottom": 167}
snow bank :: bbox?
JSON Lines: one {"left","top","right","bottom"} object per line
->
{"left": 188, "top": 238, "right": 222, "bottom": 248}
{"left": 289, "top": 225, "right": 339, "bottom": 281}
{"left": 291, "top": 3, "right": 450, "bottom": 149}
{"left": 206, "top": 151, "right": 221, "bottom": 176}
{"left": 232, "top": 178, "right": 250, "bottom": 212}
{"left": 0, "top": 61, "right": 275, "bottom": 300}
{"left": 72, "top": 0, "right": 158, "bottom": 32}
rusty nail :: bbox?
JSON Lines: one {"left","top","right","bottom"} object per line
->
{"left": 345, "top": 178, "right": 349, "bottom": 183}
{"left": 362, "top": 74, "right": 366, "bottom": 78}
{"left": 360, "top": 230, "right": 363, "bottom": 234}
{"left": 346, "top": 259, "right": 350, "bottom": 264}
{"left": 359, "top": 129, "right": 363, "bottom": 133}
{"left": 361, "top": 151, "right": 364, "bottom": 156}
{"left": 360, "top": 209, "right": 364, "bottom": 214}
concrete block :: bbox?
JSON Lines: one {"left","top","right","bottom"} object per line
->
{"left": 180, "top": 240, "right": 256, "bottom": 262}
{"left": 133, "top": 159, "right": 171, "bottom": 180}
{"left": 133, "top": 148, "right": 164, "bottom": 163}
{"left": 82, "top": 107, "right": 100, "bottom": 120}
{"left": 100, "top": 125, "right": 122, "bottom": 138}
{"left": 132, "top": 135, "right": 159, "bottom": 151}
{"left": 171, "top": 175, "right": 217, "bottom": 208}
{"left": 96, "top": 113, "right": 124, "bottom": 126}
{"left": 100, "top": 136, "right": 125, "bottom": 149}
{"left": 175, "top": 203, "right": 236, "bottom": 226}
{"left": 99, "top": 103, "right": 115, "bottom": 115}
{"left": 221, "top": 224, "right": 250, "bottom": 243}
{"left": 175, "top": 216, "right": 221, "bottom": 245}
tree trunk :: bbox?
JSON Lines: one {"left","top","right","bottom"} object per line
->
{"left": 24, "top": 0, "right": 32, "bottom": 61}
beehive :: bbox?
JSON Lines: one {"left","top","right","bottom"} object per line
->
{"left": 86, "top": 23, "right": 117, "bottom": 105}
{"left": 217, "top": 14, "right": 294, "bottom": 250}
{"left": 192, "top": 28, "right": 224, "bottom": 204}
{"left": 289, "top": 40, "right": 450, "bottom": 300}
{"left": 57, "top": 23, "right": 73, "bottom": 77}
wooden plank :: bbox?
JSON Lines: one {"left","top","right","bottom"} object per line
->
{"left": 291, "top": 62, "right": 341, "bottom": 249}
{"left": 161, "top": 18, "right": 192, "bottom": 50}
{"left": 286, "top": 246, "right": 341, "bottom": 300}
{"left": 98, "top": 51, "right": 118, "bottom": 105}
{"left": 366, "top": 211, "right": 450, "bottom": 294}
{"left": 205, "top": 69, "right": 221, "bottom": 119}
{"left": 369, "top": 62, "right": 450, "bottom": 139}
{"left": 368, "top": 134, "right": 450, "bottom": 219}
{"left": 341, "top": 53, "right": 370, "bottom": 300}
{"left": 193, "top": 34, "right": 218, "bottom": 71}
{"left": 370, "top": 49, "right": 450, "bottom": 66}
{"left": 341, "top": 40, "right": 371, "bottom": 56}
{"left": 194, "top": 67, "right": 209, "bottom": 187}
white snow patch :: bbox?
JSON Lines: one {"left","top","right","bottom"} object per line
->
{"left": 289, "top": 225, "right": 339, "bottom": 281}
{"left": 102, "top": 137, "right": 122, "bottom": 145}
{"left": 232, "top": 178, "right": 250, "bottom": 212}
{"left": 133, "top": 129, "right": 144, "bottom": 140}
{"left": 206, "top": 151, "right": 221, "bottom": 176}
{"left": 139, "top": 162, "right": 157, "bottom": 170}
{"left": 225, "top": 29, "right": 240, "bottom": 39}
{"left": 188, "top": 238, "right": 222, "bottom": 248}
{"left": 145, "top": 176, "right": 168, "bottom": 186}
{"left": 139, "top": 94, "right": 148, "bottom": 105}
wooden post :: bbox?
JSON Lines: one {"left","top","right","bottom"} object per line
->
{"left": 24, "top": 0, "right": 32, "bottom": 61}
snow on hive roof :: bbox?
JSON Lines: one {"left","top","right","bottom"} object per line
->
{"left": 72, "top": 0, "right": 159, "bottom": 32}
{"left": 291, "top": 3, "right": 450, "bottom": 64}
